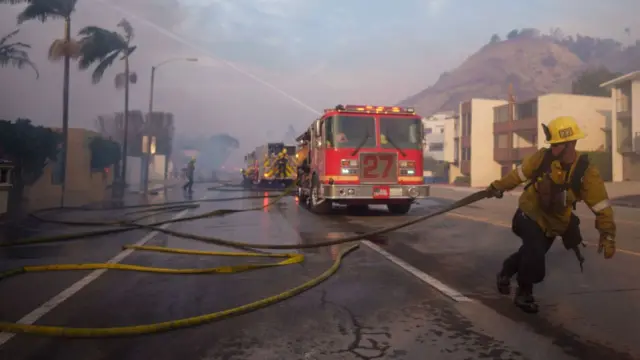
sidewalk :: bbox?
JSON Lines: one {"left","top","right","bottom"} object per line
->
{"left": 0, "top": 181, "right": 178, "bottom": 245}
{"left": 431, "top": 181, "right": 640, "bottom": 206}
{"left": 127, "top": 178, "right": 181, "bottom": 195}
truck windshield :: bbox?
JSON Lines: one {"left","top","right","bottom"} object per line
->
{"left": 330, "top": 115, "right": 376, "bottom": 148}
{"left": 379, "top": 117, "right": 422, "bottom": 150}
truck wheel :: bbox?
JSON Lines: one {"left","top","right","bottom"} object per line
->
{"left": 387, "top": 203, "right": 411, "bottom": 215}
{"left": 308, "top": 175, "right": 332, "bottom": 214}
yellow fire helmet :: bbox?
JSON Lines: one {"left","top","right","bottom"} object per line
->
{"left": 189, "top": 157, "right": 196, "bottom": 163}
{"left": 541, "top": 116, "right": 586, "bottom": 144}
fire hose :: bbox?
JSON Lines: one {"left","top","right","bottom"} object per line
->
{"left": 0, "top": 186, "right": 490, "bottom": 337}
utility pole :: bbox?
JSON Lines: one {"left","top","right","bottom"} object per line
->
{"left": 143, "top": 65, "right": 157, "bottom": 195}
{"left": 507, "top": 83, "right": 516, "bottom": 169}
{"left": 60, "top": 17, "right": 72, "bottom": 207}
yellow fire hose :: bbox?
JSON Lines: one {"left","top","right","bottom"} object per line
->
{"left": 0, "top": 185, "right": 488, "bottom": 337}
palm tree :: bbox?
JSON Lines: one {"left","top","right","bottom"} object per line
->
{"left": 2, "top": 0, "right": 80, "bottom": 207}
{"left": 0, "top": 29, "right": 39, "bottom": 78}
{"left": 77, "top": 18, "right": 137, "bottom": 187}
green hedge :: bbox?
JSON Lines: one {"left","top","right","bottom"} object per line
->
{"left": 453, "top": 175, "right": 470, "bottom": 186}
{"left": 90, "top": 136, "right": 121, "bottom": 172}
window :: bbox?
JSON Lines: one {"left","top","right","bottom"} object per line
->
{"left": 325, "top": 116, "right": 333, "bottom": 146}
{"left": 331, "top": 115, "right": 376, "bottom": 148}
{"left": 462, "top": 147, "right": 471, "bottom": 161}
{"left": 616, "top": 87, "right": 630, "bottom": 113}
{"left": 440, "top": 127, "right": 445, "bottom": 134}
{"left": 461, "top": 113, "right": 473, "bottom": 136}
{"left": 517, "top": 100, "right": 537, "bottom": 119}
{"left": 428, "top": 142, "right": 444, "bottom": 151}
{"left": 494, "top": 134, "right": 509, "bottom": 149}
{"left": 425, "top": 127, "right": 433, "bottom": 134}
{"left": 380, "top": 117, "right": 422, "bottom": 150}
{"left": 494, "top": 106, "right": 509, "bottom": 123}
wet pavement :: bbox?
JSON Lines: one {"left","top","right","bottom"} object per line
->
{"left": 0, "top": 184, "right": 636, "bottom": 359}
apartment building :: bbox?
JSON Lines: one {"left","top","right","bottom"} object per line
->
{"left": 600, "top": 71, "right": 640, "bottom": 181}
{"left": 493, "top": 93, "right": 610, "bottom": 177}
{"left": 422, "top": 112, "right": 456, "bottom": 161}
{"left": 449, "top": 99, "right": 507, "bottom": 187}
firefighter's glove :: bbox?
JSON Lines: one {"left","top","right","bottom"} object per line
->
{"left": 597, "top": 234, "right": 616, "bottom": 259}
{"left": 486, "top": 184, "right": 504, "bottom": 199}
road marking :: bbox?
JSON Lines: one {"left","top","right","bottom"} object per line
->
{"left": 361, "top": 240, "right": 473, "bottom": 302}
{"left": 0, "top": 195, "right": 206, "bottom": 346}
{"left": 446, "top": 212, "right": 640, "bottom": 257}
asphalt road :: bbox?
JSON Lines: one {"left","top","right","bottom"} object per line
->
{"left": 0, "top": 183, "right": 636, "bottom": 359}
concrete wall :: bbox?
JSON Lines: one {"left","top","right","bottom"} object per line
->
{"left": 22, "top": 128, "right": 115, "bottom": 211}
{"left": 470, "top": 99, "right": 506, "bottom": 187}
{"left": 150, "top": 155, "right": 166, "bottom": 181}
{"left": 126, "top": 156, "right": 142, "bottom": 186}
{"left": 536, "top": 94, "right": 609, "bottom": 151}
{"left": 442, "top": 120, "right": 456, "bottom": 163}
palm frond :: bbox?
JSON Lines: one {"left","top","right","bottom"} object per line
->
{"left": 17, "top": 2, "right": 65, "bottom": 24}
{"left": 117, "top": 18, "right": 134, "bottom": 41}
{"left": 119, "top": 45, "right": 137, "bottom": 60}
{"left": 0, "top": 52, "right": 39, "bottom": 78}
{"left": 0, "top": 29, "right": 39, "bottom": 78}
{"left": 48, "top": 38, "right": 81, "bottom": 61}
{"left": 91, "top": 50, "right": 119, "bottom": 84}
{"left": 77, "top": 21, "right": 136, "bottom": 85}
{"left": 77, "top": 26, "right": 126, "bottom": 70}
{"left": 114, "top": 72, "right": 127, "bottom": 89}
{"left": 48, "top": 39, "right": 66, "bottom": 61}
{"left": 0, "top": 29, "right": 20, "bottom": 45}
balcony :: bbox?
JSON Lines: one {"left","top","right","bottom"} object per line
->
{"left": 493, "top": 117, "right": 538, "bottom": 134}
{"left": 460, "top": 160, "right": 470, "bottom": 175}
{"left": 461, "top": 136, "right": 471, "bottom": 147}
{"left": 494, "top": 147, "right": 537, "bottom": 163}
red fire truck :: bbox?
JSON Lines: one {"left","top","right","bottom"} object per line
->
{"left": 296, "top": 104, "right": 430, "bottom": 214}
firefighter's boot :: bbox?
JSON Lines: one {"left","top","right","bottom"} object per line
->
{"left": 496, "top": 272, "right": 511, "bottom": 295}
{"left": 514, "top": 286, "right": 539, "bottom": 314}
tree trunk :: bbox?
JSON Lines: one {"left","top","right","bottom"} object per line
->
{"left": 60, "top": 16, "right": 72, "bottom": 208}
{"left": 121, "top": 56, "right": 130, "bottom": 187}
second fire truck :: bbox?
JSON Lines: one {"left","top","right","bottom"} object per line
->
{"left": 243, "top": 142, "right": 297, "bottom": 188}
{"left": 296, "top": 104, "right": 430, "bottom": 214}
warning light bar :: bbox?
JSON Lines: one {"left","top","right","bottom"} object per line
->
{"left": 326, "top": 104, "right": 416, "bottom": 115}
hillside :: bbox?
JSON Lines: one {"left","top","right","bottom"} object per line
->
{"left": 399, "top": 30, "right": 640, "bottom": 116}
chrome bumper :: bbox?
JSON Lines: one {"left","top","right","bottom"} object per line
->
{"left": 320, "top": 184, "right": 430, "bottom": 200}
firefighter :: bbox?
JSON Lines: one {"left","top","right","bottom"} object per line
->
{"left": 296, "top": 144, "right": 310, "bottom": 186}
{"left": 486, "top": 116, "right": 616, "bottom": 314}
{"left": 275, "top": 149, "right": 288, "bottom": 179}
{"left": 183, "top": 157, "right": 196, "bottom": 193}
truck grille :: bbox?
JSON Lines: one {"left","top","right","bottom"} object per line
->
{"left": 359, "top": 152, "right": 398, "bottom": 184}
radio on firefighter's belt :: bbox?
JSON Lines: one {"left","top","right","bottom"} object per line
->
{"left": 534, "top": 161, "right": 571, "bottom": 214}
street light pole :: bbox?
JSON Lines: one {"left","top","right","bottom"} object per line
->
{"left": 142, "top": 57, "right": 198, "bottom": 194}
{"left": 142, "top": 65, "right": 157, "bottom": 195}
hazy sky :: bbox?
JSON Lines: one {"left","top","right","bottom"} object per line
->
{"left": 0, "top": 0, "right": 638, "bottom": 161}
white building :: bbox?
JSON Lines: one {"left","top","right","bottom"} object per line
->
{"left": 422, "top": 112, "right": 456, "bottom": 161}
{"left": 600, "top": 70, "right": 640, "bottom": 181}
